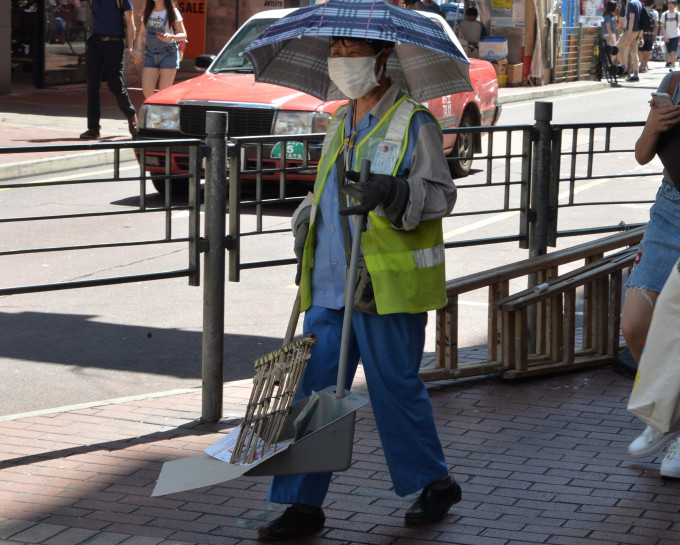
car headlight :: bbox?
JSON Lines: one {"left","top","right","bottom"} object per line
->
{"left": 139, "top": 104, "right": 181, "bottom": 131}
{"left": 272, "top": 111, "right": 332, "bottom": 135}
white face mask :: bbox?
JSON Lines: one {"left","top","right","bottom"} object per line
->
{"left": 327, "top": 51, "right": 385, "bottom": 100}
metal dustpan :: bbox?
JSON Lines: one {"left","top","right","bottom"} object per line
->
{"left": 152, "top": 162, "right": 373, "bottom": 497}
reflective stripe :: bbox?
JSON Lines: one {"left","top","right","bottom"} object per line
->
{"left": 384, "top": 99, "right": 416, "bottom": 144}
{"left": 412, "top": 244, "right": 445, "bottom": 269}
{"left": 321, "top": 105, "right": 348, "bottom": 158}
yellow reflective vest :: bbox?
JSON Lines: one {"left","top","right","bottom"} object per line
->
{"left": 299, "top": 94, "right": 447, "bottom": 315}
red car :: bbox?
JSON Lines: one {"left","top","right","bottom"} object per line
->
{"left": 136, "top": 8, "right": 501, "bottom": 194}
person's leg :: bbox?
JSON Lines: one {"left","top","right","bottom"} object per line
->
{"left": 259, "top": 305, "right": 361, "bottom": 540}
{"left": 84, "top": 35, "right": 104, "bottom": 132}
{"left": 353, "top": 311, "right": 460, "bottom": 524}
{"left": 616, "top": 32, "right": 632, "bottom": 69}
{"left": 103, "top": 41, "right": 136, "bottom": 121}
{"left": 266, "top": 305, "right": 361, "bottom": 507}
{"left": 158, "top": 68, "right": 178, "bottom": 91}
{"left": 621, "top": 286, "right": 659, "bottom": 363}
{"left": 141, "top": 66, "right": 161, "bottom": 98}
{"left": 352, "top": 311, "right": 449, "bottom": 497}
{"left": 630, "top": 32, "right": 640, "bottom": 75}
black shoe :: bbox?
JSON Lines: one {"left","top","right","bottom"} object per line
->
{"left": 405, "top": 479, "right": 462, "bottom": 524}
{"left": 625, "top": 74, "right": 639, "bottom": 82}
{"left": 127, "top": 114, "right": 139, "bottom": 137}
{"left": 666, "top": 62, "right": 672, "bottom": 67}
{"left": 79, "top": 128, "right": 100, "bottom": 140}
{"left": 257, "top": 505, "right": 325, "bottom": 541}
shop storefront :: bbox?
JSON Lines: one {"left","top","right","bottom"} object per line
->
{"left": 11, "top": 0, "right": 91, "bottom": 87}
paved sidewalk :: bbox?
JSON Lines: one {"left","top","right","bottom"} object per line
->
{"left": 1, "top": 364, "right": 678, "bottom": 545}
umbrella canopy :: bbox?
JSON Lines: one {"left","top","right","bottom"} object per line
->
{"left": 243, "top": 0, "right": 472, "bottom": 103}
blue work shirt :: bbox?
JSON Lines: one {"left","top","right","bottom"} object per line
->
{"left": 91, "top": 0, "right": 133, "bottom": 37}
{"left": 310, "top": 95, "right": 434, "bottom": 310}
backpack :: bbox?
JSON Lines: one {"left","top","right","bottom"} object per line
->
{"left": 640, "top": 6, "right": 654, "bottom": 33}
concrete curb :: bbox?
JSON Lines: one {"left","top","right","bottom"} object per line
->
{"left": 498, "top": 81, "right": 611, "bottom": 105}
{"left": 0, "top": 148, "right": 137, "bottom": 181}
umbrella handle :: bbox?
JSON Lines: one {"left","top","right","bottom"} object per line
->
{"left": 336, "top": 159, "right": 371, "bottom": 400}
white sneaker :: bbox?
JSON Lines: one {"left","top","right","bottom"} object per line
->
{"left": 660, "top": 441, "right": 680, "bottom": 478}
{"left": 628, "top": 426, "right": 680, "bottom": 459}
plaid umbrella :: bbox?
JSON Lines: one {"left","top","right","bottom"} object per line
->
{"left": 243, "top": 0, "right": 472, "bottom": 103}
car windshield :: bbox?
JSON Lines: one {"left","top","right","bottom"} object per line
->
{"left": 210, "top": 18, "right": 277, "bottom": 73}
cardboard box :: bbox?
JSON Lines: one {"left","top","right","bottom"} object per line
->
{"left": 492, "top": 59, "right": 508, "bottom": 76}
{"left": 479, "top": 36, "right": 508, "bottom": 61}
{"left": 507, "top": 63, "right": 523, "bottom": 85}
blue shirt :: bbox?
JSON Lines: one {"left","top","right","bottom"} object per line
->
{"left": 627, "top": 0, "right": 643, "bottom": 31}
{"left": 310, "top": 98, "right": 434, "bottom": 309}
{"left": 91, "top": 0, "right": 133, "bottom": 37}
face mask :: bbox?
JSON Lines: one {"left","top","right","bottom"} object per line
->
{"left": 327, "top": 51, "right": 385, "bottom": 100}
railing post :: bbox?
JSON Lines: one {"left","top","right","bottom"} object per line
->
{"left": 528, "top": 102, "right": 554, "bottom": 352}
{"left": 531, "top": 101, "right": 552, "bottom": 261}
{"left": 201, "top": 111, "right": 228, "bottom": 423}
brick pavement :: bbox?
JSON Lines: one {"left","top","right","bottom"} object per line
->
{"left": 1, "top": 363, "right": 678, "bottom": 545}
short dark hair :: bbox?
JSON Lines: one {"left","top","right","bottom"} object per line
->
{"left": 466, "top": 7, "right": 479, "bottom": 17}
{"left": 330, "top": 37, "right": 394, "bottom": 54}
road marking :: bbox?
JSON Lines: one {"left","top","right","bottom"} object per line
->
{"left": 444, "top": 211, "right": 517, "bottom": 240}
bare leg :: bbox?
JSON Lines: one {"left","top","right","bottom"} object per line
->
{"left": 621, "top": 286, "right": 659, "bottom": 364}
{"left": 158, "top": 68, "right": 178, "bottom": 91}
{"left": 142, "top": 66, "right": 161, "bottom": 99}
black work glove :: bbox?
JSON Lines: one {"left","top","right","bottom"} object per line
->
{"left": 339, "top": 170, "right": 409, "bottom": 226}
{"left": 292, "top": 205, "right": 311, "bottom": 286}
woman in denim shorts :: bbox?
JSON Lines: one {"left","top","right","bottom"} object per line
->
{"left": 624, "top": 71, "right": 680, "bottom": 476}
{"left": 624, "top": 71, "right": 680, "bottom": 363}
{"left": 133, "top": 0, "right": 187, "bottom": 99}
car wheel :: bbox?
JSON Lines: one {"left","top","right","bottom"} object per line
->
{"left": 449, "top": 113, "right": 475, "bottom": 178}
{"left": 151, "top": 176, "right": 190, "bottom": 197}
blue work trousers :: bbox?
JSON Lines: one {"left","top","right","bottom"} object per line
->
{"left": 267, "top": 305, "right": 449, "bottom": 507}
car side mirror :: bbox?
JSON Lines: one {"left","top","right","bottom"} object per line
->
{"left": 195, "top": 54, "right": 216, "bottom": 71}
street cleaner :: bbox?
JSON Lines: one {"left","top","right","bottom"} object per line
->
{"left": 257, "top": 34, "right": 460, "bottom": 541}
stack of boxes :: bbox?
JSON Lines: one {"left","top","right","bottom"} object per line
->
{"left": 479, "top": 36, "right": 523, "bottom": 87}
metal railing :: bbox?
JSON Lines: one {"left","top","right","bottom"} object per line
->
{"left": 0, "top": 106, "right": 660, "bottom": 421}
{"left": 0, "top": 139, "right": 203, "bottom": 295}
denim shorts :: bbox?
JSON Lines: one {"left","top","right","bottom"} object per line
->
{"left": 627, "top": 181, "right": 680, "bottom": 292}
{"left": 144, "top": 46, "right": 179, "bottom": 70}
{"left": 667, "top": 36, "right": 679, "bottom": 55}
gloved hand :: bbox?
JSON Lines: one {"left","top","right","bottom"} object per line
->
{"left": 339, "top": 170, "right": 409, "bottom": 226}
{"left": 292, "top": 201, "right": 311, "bottom": 286}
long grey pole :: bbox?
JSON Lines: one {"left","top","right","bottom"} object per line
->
{"left": 202, "top": 111, "right": 228, "bottom": 423}
{"left": 336, "top": 159, "right": 371, "bottom": 399}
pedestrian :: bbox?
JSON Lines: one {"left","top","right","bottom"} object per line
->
{"left": 661, "top": 0, "right": 680, "bottom": 68}
{"left": 460, "top": 6, "right": 487, "bottom": 56}
{"left": 603, "top": 1, "right": 619, "bottom": 63}
{"left": 419, "top": 0, "right": 443, "bottom": 15}
{"left": 623, "top": 70, "right": 680, "bottom": 476}
{"left": 132, "top": 0, "right": 187, "bottom": 99}
{"left": 78, "top": 0, "right": 139, "bottom": 140}
{"left": 639, "top": 0, "right": 659, "bottom": 72}
{"left": 257, "top": 35, "right": 460, "bottom": 541}
{"left": 616, "top": 0, "right": 643, "bottom": 81}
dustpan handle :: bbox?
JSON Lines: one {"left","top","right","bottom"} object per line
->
{"left": 336, "top": 159, "right": 371, "bottom": 400}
